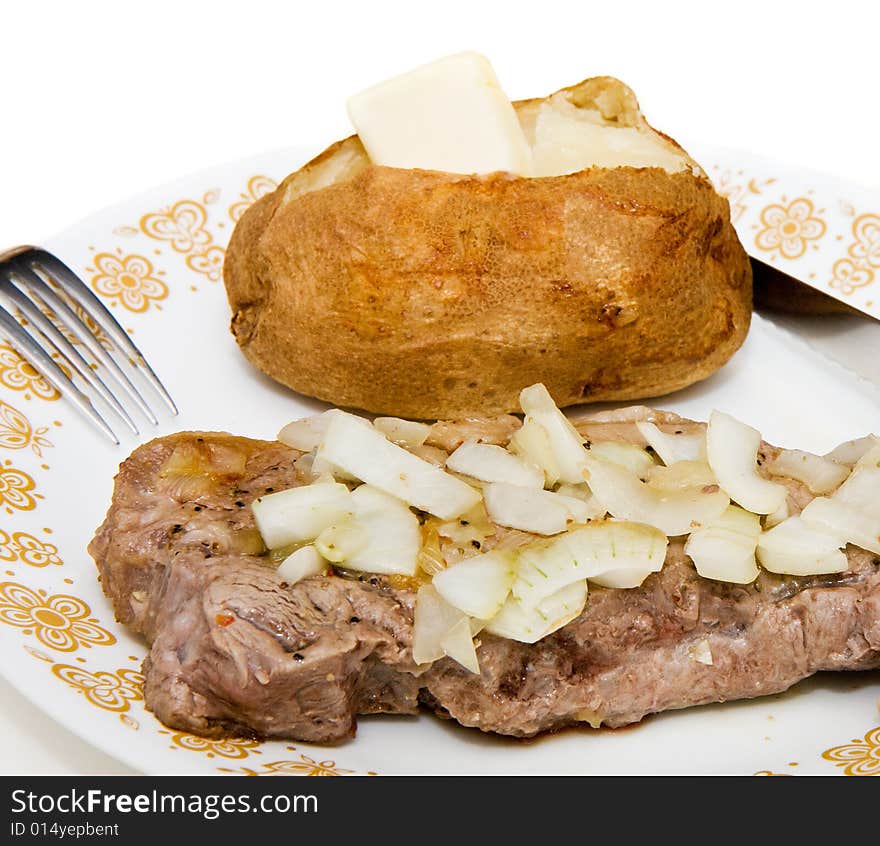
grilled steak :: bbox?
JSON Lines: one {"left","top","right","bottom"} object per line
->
{"left": 88, "top": 413, "right": 880, "bottom": 743}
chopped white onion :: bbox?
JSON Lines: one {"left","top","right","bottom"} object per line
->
{"left": 636, "top": 421, "right": 705, "bottom": 466}
{"left": 586, "top": 440, "right": 655, "bottom": 475}
{"left": 432, "top": 550, "right": 516, "bottom": 619}
{"left": 688, "top": 639, "right": 714, "bottom": 665}
{"left": 252, "top": 481, "right": 353, "bottom": 549}
{"left": 706, "top": 411, "right": 787, "bottom": 515}
{"left": 278, "top": 409, "right": 370, "bottom": 452}
{"left": 647, "top": 461, "right": 716, "bottom": 493}
{"left": 834, "top": 465, "right": 880, "bottom": 518}
{"left": 756, "top": 516, "right": 847, "bottom": 575}
{"left": 584, "top": 456, "right": 729, "bottom": 536}
{"left": 684, "top": 506, "right": 760, "bottom": 584}
{"left": 767, "top": 449, "right": 849, "bottom": 495}
{"left": 317, "top": 411, "right": 481, "bottom": 520}
{"left": 763, "top": 499, "right": 790, "bottom": 530}
{"left": 484, "top": 579, "right": 588, "bottom": 644}
{"left": 483, "top": 482, "right": 592, "bottom": 535}
{"left": 373, "top": 417, "right": 432, "bottom": 448}
{"left": 446, "top": 441, "right": 544, "bottom": 488}
{"left": 799, "top": 496, "right": 880, "bottom": 555}
{"left": 276, "top": 545, "right": 329, "bottom": 585}
{"left": 825, "top": 435, "right": 880, "bottom": 466}
{"left": 508, "top": 418, "right": 561, "bottom": 486}
{"left": 412, "top": 584, "right": 468, "bottom": 664}
{"left": 440, "top": 618, "right": 480, "bottom": 674}
{"left": 554, "top": 483, "right": 608, "bottom": 520}
{"left": 512, "top": 521, "right": 667, "bottom": 604}
{"left": 519, "top": 383, "right": 588, "bottom": 484}
{"left": 316, "top": 485, "right": 421, "bottom": 575}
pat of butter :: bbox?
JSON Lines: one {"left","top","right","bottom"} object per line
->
{"left": 347, "top": 52, "right": 531, "bottom": 176}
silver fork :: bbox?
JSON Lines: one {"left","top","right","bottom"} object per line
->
{"left": 0, "top": 246, "right": 177, "bottom": 443}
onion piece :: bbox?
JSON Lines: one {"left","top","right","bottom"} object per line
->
{"left": 412, "top": 584, "right": 467, "bottom": 664}
{"left": 756, "top": 516, "right": 847, "bottom": 575}
{"left": 276, "top": 545, "right": 328, "bottom": 585}
{"left": 316, "top": 485, "right": 421, "bottom": 575}
{"left": 508, "top": 418, "right": 561, "bottom": 487}
{"left": 767, "top": 450, "right": 849, "bottom": 495}
{"left": 834, "top": 465, "right": 880, "bottom": 518}
{"left": 584, "top": 456, "right": 729, "bottom": 536}
{"left": 636, "top": 421, "right": 705, "bottom": 466}
{"left": 433, "top": 550, "right": 516, "bottom": 619}
{"left": 684, "top": 506, "right": 760, "bottom": 584}
{"left": 446, "top": 440, "right": 544, "bottom": 488}
{"left": 252, "top": 481, "right": 353, "bottom": 549}
{"left": 763, "top": 499, "right": 790, "bottom": 530}
{"left": 647, "top": 461, "right": 716, "bottom": 493}
{"left": 855, "top": 443, "right": 880, "bottom": 470}
{"left": 483, "top": 482, "right": 592, "bottom": 536}
{"left": 485, "top": 580, "right": 587, "bottom": 644}
{"left": 317, "top": 411, "right": 481, "bottom": 520}
{"left": 440, "top": 618, "right": 480, "bottom": 674}
{"left": 373, "top": 417, "right": 432, "bottom": 448}
{"left": 513, "top": 521, "right": 667, "bottom": 604}
{"left": 825, "top": 435, "right": 880, "bottom": 466}
{"left": 554, "top": 483, "right": 607, "bottom": 520}
{"left": 706, "top": 411, "right": 787, "bottom": 515}
{"left": 586, "top": 440, "right": 655, "bottom": 475}
{"left": 519, "top": 383, "right": 588, "bottom": 484}
{"left": 799, "top": 496, "right": 880, "bottom": 555}
{"left": 278, "top": 409, "right": 371, "bottom": 452}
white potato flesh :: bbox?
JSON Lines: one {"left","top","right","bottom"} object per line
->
{"left": 276, "top": 545, "right": 329, "bottom": 585}
{"left": 318, "top": 485, "right": 422, "bottom": 576}
{"left": 373, "top": 417, "right": 432, "bottom": 448}
{"left": 317, "top": 411, "right": 481, "bottom": 520}
{"left": 440, "top": 618, "right": 480, "bottom": 674}
{"left": 432, "top": 550, "right": 516, "bottom": 619}
{"left": 483, "top": 482, "right": 592, "bottom": 535}
{"left": 635, "top": 421, "right": 705, "bottom": 466}
{"left": 825, "top": 435, "right": 880, "bottom": 466}
{"left": 412, "top": 584, "right": 468, "bottom": 665}
{"left": 756, "top": 516, "right": 847, "bottom": 575}
{"left": 485, "top": 580, "right": 587, "bottom": 644}
{"left": 586, "top": 440, "right": 655, "bottom": 475}
{"left": 833, "top": 465, "right": 880, "bottom": 518}
{"left": 684, "top": 506, "right": 761, "bottom": 584}
{"left": 519, "top": 384, "right": 588, "bottom": 484}
{"left": 446, "top": 441, "right": 544, "bottom": 488}
{"left": 508, "top": 418, "right": 561, "bottom": 487}
{"left": 706, "top": 411, "right": 787, "bottom": 515}
{"left": 584, "top": 456, "right": 729, "bottom": 536}
{"left": 252, "top": 481, "right": 353, "bottom": 549}
{"left": 799, "top": 496, "right": 880, "bottom": 555}
{"left": 512, "top": 521, "right": 667, "bottom": 604}
{"left": 767, "top": 449, "right": 850, "bottom": 495}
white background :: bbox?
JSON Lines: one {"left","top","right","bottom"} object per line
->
{"left": 0, "top": 0, "right": 878, "bottom": 774}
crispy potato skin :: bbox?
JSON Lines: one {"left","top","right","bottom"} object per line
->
{"left": 225, "top": 100, "right": 751, "bottom": 418}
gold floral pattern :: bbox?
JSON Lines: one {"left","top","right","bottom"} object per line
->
{"left": 0, "top": 344, "right": 60, "bottom": 401}
{"left": 0, "top": 582, "right": 115, "bottom": 651}
{"left": 228, "top": 175, "right": 277, "bottom": 223}
{"left": 829, "top": 213, "right": 880, "bottom": 296}
{"left": 711, "top": 168, "right": 776, "bottom": 224}
{"left": 0, "top": 530, "right": 62, "bottom": 567}
{"left": 89, "top": 251, "right": 168, "bottom": 313}
{"left": 0, "top": 463, "right": 39, "bottom": 513}
{"left": 52, "top": 664, "right": 143, "bottom": 712}
{"left": 0, "top": 399, "right": 53, "bottom": 457}
{"left": 822, "top": 726, "right": 880, "bottom": 776}
{"left": 219, "top": 753, "right": 354, "bottom": 777}
{"left": 140, "top": 199, "right": 224, "bottom": 283}
{"left": 755, "top": 197, "right": 826, "bottom": 259}
{"left": 160, "top": 730, "right": 261, "bottom": 759}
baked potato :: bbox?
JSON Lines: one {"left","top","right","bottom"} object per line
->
{"left": 224, "top": 76, "right": 752, "bottom": 419}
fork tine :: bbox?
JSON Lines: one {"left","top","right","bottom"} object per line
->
{"left": 10, "top": 263, "right": 158, "bottom": 427}
{"left": 0, "top": 305, "right": 119, "bottom": 444}
{"left": 0, "top": 269, "right": 140, "bottom": 435}
{"left": 25, "top": 249, "right": 178, "bottom": 415}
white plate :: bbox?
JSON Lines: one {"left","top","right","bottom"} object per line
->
{"left": 0, "top": 145, "right": 878, "bottom": 777}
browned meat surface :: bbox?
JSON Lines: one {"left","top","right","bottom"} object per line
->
{"left": 88, "top": 417, "right": 880, "bottom": 743}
